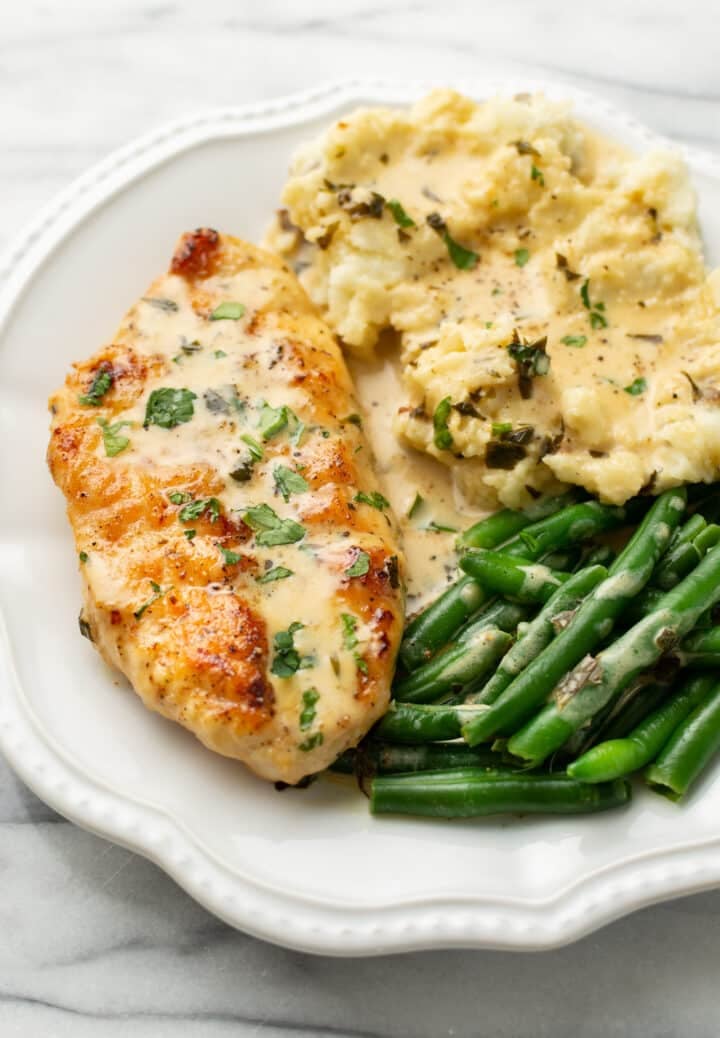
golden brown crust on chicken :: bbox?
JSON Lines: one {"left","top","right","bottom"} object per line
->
{"left": 48, "top": 231, "right": 404, "bottom": 783}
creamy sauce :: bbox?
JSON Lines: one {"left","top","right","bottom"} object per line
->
{"left": 347, "top": 334, "right": 480, "bottom": 612}
{"left": 275, "top": 90, "right": 720, "bottom": 509}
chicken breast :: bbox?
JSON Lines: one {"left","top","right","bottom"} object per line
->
{"left": 47, "top": 229, "right": 404, "bottom": 784}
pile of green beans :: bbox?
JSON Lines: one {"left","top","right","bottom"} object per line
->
{"left": 330, "top": 487, "right": 720, "bottom": 820}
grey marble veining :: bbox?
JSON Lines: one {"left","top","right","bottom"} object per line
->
{"left": 2, "top": 1, "right": 720, "bottom": 1034}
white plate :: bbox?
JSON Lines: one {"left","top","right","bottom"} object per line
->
{"left": 2, "top": 78, "right": 720, "bottom": 957}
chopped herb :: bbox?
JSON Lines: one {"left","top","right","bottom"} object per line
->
{"left": 243, "top": 504, "right": 305, "bottom": 546}
{"left": 133, "top": 580, "right": 167, "bottom": 621}
{"left": 485, "top": 440, "right": 527, "bottom": 469}
{"left": 433, "top": 396, "right": 454, "bottom": 451}
{"left": 257, "top": 401, "right": 303, "bottom": 443}
{"left": 624, "top": 377, "right": 648, "bottom": 396}
{"left": 168, "top": 491, "right": 193, "bottom": 505}
{"left": 271, "top": 621, "right": 314, "bottom": 677}
{"left": 514, "top": 248, "right": 530, "bottom": 267}
{"left": 560, "top": 335, "right": 587, "bottom": 348}
{"left": 426, "top": 213, "right": 478, "bottom": 270}
{"left": 274, "top": 465, "right": 309, "bottom": 502}
{"left": 340, "top": 612, "right": 368, "bottom": 674}
{"left": 354, "top": 490, "right": 389, "bottom": 510}
{"left": 556, "top": 253, "right": 581, "bottom": 282}
{"left": 628, "top": 333, "right": 663, "bottom": 344}
{"left": 218, "top": 545, "right": 242, "bottom": 565}
{"left": 78, "top": 365, "right": 113, "bottom": 406}
{"left": 491, "top": 287, "right": 503, "bottom": 296}
{"left": 256, "top": 565, "right": 293, "bottom": 584}
{"left": 229, "top": 458, "right": 254, "bottom": 483}
{"left": 386, "top": 198, "right": 415, "bottom": 228}
{"left": 143, "top": 387, "right": 197, "bottom": 429}
{"left": 342, "top": 413, "right": 363, "bottom": 427}
{"left": 97, "top": 417, "right": 131, "bottom": 457}
{"left": 507, "top": 332, "right": 550, "bottom": 399}
{"left": 513, "top": 140, "right": 540, "bottom": 157}
{"left": 180, "top": 340, "right": 202, "bottom": 355}
{"left": 204, "top": 389, "right": 231, "bottom": 414}
{"left": 337, "top": 188, "right": 385, "bottom": 219}
{"left": 298, "top": 732, "right": 324, "bottom": 752}
{"left": 240, "top": 434, "right": 264, "bottom": 460}
{"left": 485, "top": 321, "right": 493, "bottom": 329}
{"left": 530, "top": 164, "right": 545, "bottom": 186}
{"left": 142, "top": 297, "right": 178, "bottom": 312}
{"left": 178, "top": 497, "right": 221, "bottom": 523}
{"left": 184, "top": 529, "right": 197, "bottom": 541}
{"left": 210, "top": 302, "right": 245, "bottom": 321}
{"left": 491, "top": 421, "right": 513, "bottom": 436}
{"left": 299, "top": 688, "right": 320, "bottom": 730}
{"left": 580, "top": 279, "right": 608, "bottom": 329}
{"left": 426, "top": 521, "right": 459, "bottom": 533}
{"left": 346, "top": 550, "right": 370, "bottom": 578}
{"left": 407, "top": 493, "right": 425, "bottom": 519}
{"left": 79, "top": 551, "right": 89, "bottom": 563}
{"left": 214, "top": 349, "right": 227, "bottom": 359}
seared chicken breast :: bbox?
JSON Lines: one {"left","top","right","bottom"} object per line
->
{"left": 48, "top": 230, "right": 404, "bottom": 784}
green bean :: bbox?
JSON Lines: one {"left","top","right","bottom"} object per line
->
{"left": 458, "top": 492, "right": 576, "bottom": 549}
{"left": 653, "top": 521, "right": 719, "bottom": 590}
{"left": 460, "top": 550, "right": 571, "bottom": 604}
{"left": 470, "top": 565, "right": 608, "bottom": 707}
{"left": 330, "top": 742, "right": 502, "bottom": 775}
{"left": 678, "top": 626, "right": 720, "bottom": 667}
{"left": 645, "top": 678, "right": 720, "bottom": 799}
{"left": 394, "top": 627, "right": 511, "bottom": 704}
{"left": 375, "top": 702, "right": 492, "bottom": 743}
{"left": 370, "top": 769, "right": 632, "bottom": 818}
{"left": 582, "top": 544, "right": 617, "bottom": 568}
{"left": 400, "top": 498, "right": 639, "bottom": 671}
{"left": 598, "top": 680, "right": 673, "bottom": 741}
{"left": 541, "top": 547, "right": 584, "bottom": 572}
{"left": 455, "top": 600, "right": 530, "bottom": 643}
{"left": 567, "top": 674, "right": 715, "bottom": 783}
{"left": 462, "top": 488, "right": 686, "bottom": 747}
{"left": 507, "top": 537, "right": 720, "bottom": 767}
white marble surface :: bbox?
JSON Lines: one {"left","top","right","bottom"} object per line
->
{"left": 2, "top": 1, "right": 720, "bottom": 1034}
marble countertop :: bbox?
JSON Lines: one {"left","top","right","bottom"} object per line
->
{"left": 3, "top": 1, "right": 720, "bottom": 1034}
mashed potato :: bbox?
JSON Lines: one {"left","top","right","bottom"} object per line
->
{"left": 270, "top": 90, "right": 720, "bottom": 508}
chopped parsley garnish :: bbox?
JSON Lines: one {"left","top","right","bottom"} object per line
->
{"left": 142, "top": 297, "right": 178, "bottom": 312}
{"left": 340, "top": 613, "right": 368, "bottom": 675}
{"left": 240, "top": 434, "right": 264, "bottom": 460}
{"left": 178, "top": 497, "right": 221, "bottom": 523}
{"left": 143, "top": 387, "right": 197, "bottom": 429}
{"left": 345, "top": 550, "right": 370, "bottom": 578}
{"left": 342, "top": 413, "right": 363, "bottom": 427}
{"left": 271, "top": 622, "right": 314, "bottom": 677}
{"left": 407, "top": 492, "right": 425, "bottom": 519}
{"left": 217, "top": 545, "right": 242, "bottom": 565}
{"left": 491, "top": 421, "right": 513, "bottom": 436}
{"left": 560, "top": 335, "right": 587, "bottom": 348}
{"left": 580, "top": 280, "right": 608, "bottom": 329}
{"left": 298, "top": 732, "right": 324, "bottom": 752}
{"left": 256, "top": 565, "right": 293, "bottom": 584}
{"left": 624, "top": 377, "right": 648, "bottom": 396}
{"left": 386, "top": 198, "right": 415, "bottom": 228}
{"left": 210, "top": 302, "right": 245, "bottom": 321}
{"left": 426, "top": 213, "right": 478, "bottom": 270}
{"left": 168, "top": 491, "right": 193, "bottom": 505}
{"left": 243, "top": 504, "right": 305, "bottom": 546}
{"left": 184, "top": 529, "right": 196, "bottom": 541}
{"left": 273, "top": 465, "right": 309, "bottom": 502}
{"left": 257, "top": 401, "right": 302, "bottom": 442}
{"left": 507, "top": 332, "right": 550, "bottom": 399}
{"left": 530, "top": 164, "right": 545, "bottom": 186}
{"left": 214, "top": 349, "right": 227, "bottom": 359}
{"left": 432, "top": 396, "right": 454, "bottom": 451}
{"left": 354, "top": 490, "right": 389, "bottom": 511}
{"left": 79, "top": 551, "right": 89, "bottom": 563}
{"left": 514, "top": 248, "right": 530, "bottom": 267}
{"left": 299, "top": 688, "right": 320, "bottom": 730}
{"left": 133, "top": 580, "right": 168, "bottom": 621}
{"left": 97, "top": 417, "right": 131, "bottom": 457}
{"left": 426, "top": 520, "right": 459, "bottom": 533}
{"left": 79, "top": 365, "right": 113, "bottom": 406}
